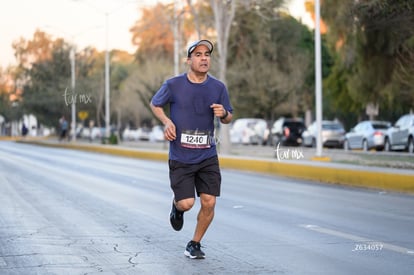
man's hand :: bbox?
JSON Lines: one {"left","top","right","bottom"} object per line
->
{"left": 164, "top": 119, "right": 177, "bottom": 141}
{"left": 210, "top": 103, "right": 227, "bottom": 118}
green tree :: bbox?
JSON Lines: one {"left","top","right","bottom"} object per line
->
{"left": 322, "top": 0, "right": 414, "bottom": 123}
{"left": 72, "top": 46, "right": 105, "bottom": 128}
{"left": 227, "top": 7, "right": 328, "bottom": 122}
{"left": 11, "top": 29, "right": 135, "bottom": 132}
{"left": 15, "top": 31, "right": 73, "bottom": 127}
{"left": 122, "top": 57, "right": 173, "bottom": 128}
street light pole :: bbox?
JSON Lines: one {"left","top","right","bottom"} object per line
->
{"left": 105, "top": 12, "right": 110, "bottom": 140}
{"left": 70, "top": 47, "right": 77, "bottom": 142}
{"left": 70, "top": 0, "right": 137, "bottom": 141}
{"left": 314, "top": 0, "right": 323, "bottom": 157}
{"left": 45, "top": 25, "right": 78, "bottom": 142}
{"left": 173, "top": 0, "right": 179, "bottom": 76}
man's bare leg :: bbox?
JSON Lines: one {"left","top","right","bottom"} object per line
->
{"left": 192, "top": 193, "right": 216, "bottom": 242}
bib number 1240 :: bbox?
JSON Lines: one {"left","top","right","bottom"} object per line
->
{"left": 181, "top": 130, "right": 210, "bottom": 148}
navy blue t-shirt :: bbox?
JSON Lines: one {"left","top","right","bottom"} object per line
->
{"left": 151, "top": 73, "right": 233, "bottom": 164}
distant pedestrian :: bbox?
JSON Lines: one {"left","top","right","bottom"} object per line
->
{"left": 59, "top": 116, "right": 68, "bottom": 141}
{"left": 89, "top": 120, "right": 95, "bottom": 142}
{"left": 22, "top": 124, "right": 28, "bottom": 137}
{"left": 150, "top": 39, "right": 233, "bottom": 259}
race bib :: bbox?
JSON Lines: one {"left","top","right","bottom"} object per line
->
{"left": 181, "top": 130, "right": 211, "bottom": 149}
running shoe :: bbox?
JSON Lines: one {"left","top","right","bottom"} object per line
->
{"left": 184, "top": 240, "right": 205, "bottom": 259}
{"left": 170, "top": 200, "right": 184, "bottom": 231}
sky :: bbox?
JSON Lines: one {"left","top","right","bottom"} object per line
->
{"left": 0, "top": 0, "right": 313, "bottom": 68}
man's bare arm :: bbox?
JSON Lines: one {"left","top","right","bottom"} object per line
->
{"left": 150, "top": 103, "right": 176, "bottom": 141}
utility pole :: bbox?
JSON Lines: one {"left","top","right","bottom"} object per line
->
{"left": 173, "top": 0, "right": 179, "bottom": 76}
{"left": 314, "top": 0, "right": 323, "bottom": 157}
{"left": 105, "top": 12, "right": 110, "bottom": 140}
{"left": 71, "top": 0, "right": 136, "bottom": 142}
{"left": 70, "top": 47, "right": 77, "bottom": 142}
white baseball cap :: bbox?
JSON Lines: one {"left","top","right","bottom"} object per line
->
{"left": 187, "top": 39, "right": 214, "bottom": 57}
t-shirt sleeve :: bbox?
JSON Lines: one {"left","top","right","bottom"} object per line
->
{"left": 151, "top": 82, "right": 171, "bottom": 107}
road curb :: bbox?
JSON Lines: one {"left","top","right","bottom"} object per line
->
{"left": 220, "top": 157, "right": 414, "bottom": 194}
{"left": 18, "top": 139, "right": 414, "bottom": 194}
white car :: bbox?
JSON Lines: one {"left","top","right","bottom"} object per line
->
{"left": 122, "top": 128, "right": 137, "bottom": 141}
{"left": 344, "top": 120, "right": 391, "bottom": 151}
{"left": 230, "top": 118, "right": 269, "bottom": 145}
{"left": 384, "top": 114, "right": 414, "bottom": 153}
{"left": 149, "top": 125, "right": 165, "bottom": 142}
{"left": 303, "top": 120, "right": 345, "bottom": 148}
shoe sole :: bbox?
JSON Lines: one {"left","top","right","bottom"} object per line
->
{"left": 170, "top": 200, "right": 183, "bottom": 231}
{"left": 184, "top": 250, "right": 205, "bottom": 259}
{"left": 170, "top": 216, "right": 183, "bottom": 231}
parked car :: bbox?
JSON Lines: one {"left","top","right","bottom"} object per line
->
{"left": 343, "top": 120, "right": 391, "bottom": 151}
{"left": 123, "top": 126, "right": 151, "bottom": 141}
{"left": 90, "top": 127, "right": 105, "bottom": 140}
{"left": 122, "top": 127, "right": 135, "bottom": 141}
{"left": 302, "top": 120, "right": 346, "bottom": 148}
{"left": 136, "top": 127, "right": 151, "bottom": 141}
{"left": 230, "top": 118, "right": 269, "bottom": 145}
{"left": 270, "top": 117, "right": 306, "bottom": 146}
{"left": 384, "top": 113, "right": 414, "bottom": 153}
{"left": 149, "top": 125, "right": 165, "bottom": 142}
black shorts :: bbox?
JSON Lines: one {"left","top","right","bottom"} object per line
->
{"left": 169, "top": 156, "right": 221, "bottom": 201}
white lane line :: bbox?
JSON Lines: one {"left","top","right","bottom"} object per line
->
{"left": 0, "top": 257, "right": 7, "bottom": 267}
{"left": 300, "top": 224, "right": 414, "bottom": 255}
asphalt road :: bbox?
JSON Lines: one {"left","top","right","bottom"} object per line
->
{"left": 0, "top": 141, "right": 413, "bottom": 275}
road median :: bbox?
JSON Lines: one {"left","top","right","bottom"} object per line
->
{"left": 16, "top": 138, "right": 414, "bottom": 195}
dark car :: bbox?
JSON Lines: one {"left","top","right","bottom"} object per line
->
{"left": 344, "top": 120, "right": 391, "bottom": 151}
{"left": 384, "top": 114, "right": 414, "bottom": 153}
{"left": 270, "top": 117, "right": 306, "bottom": 146}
